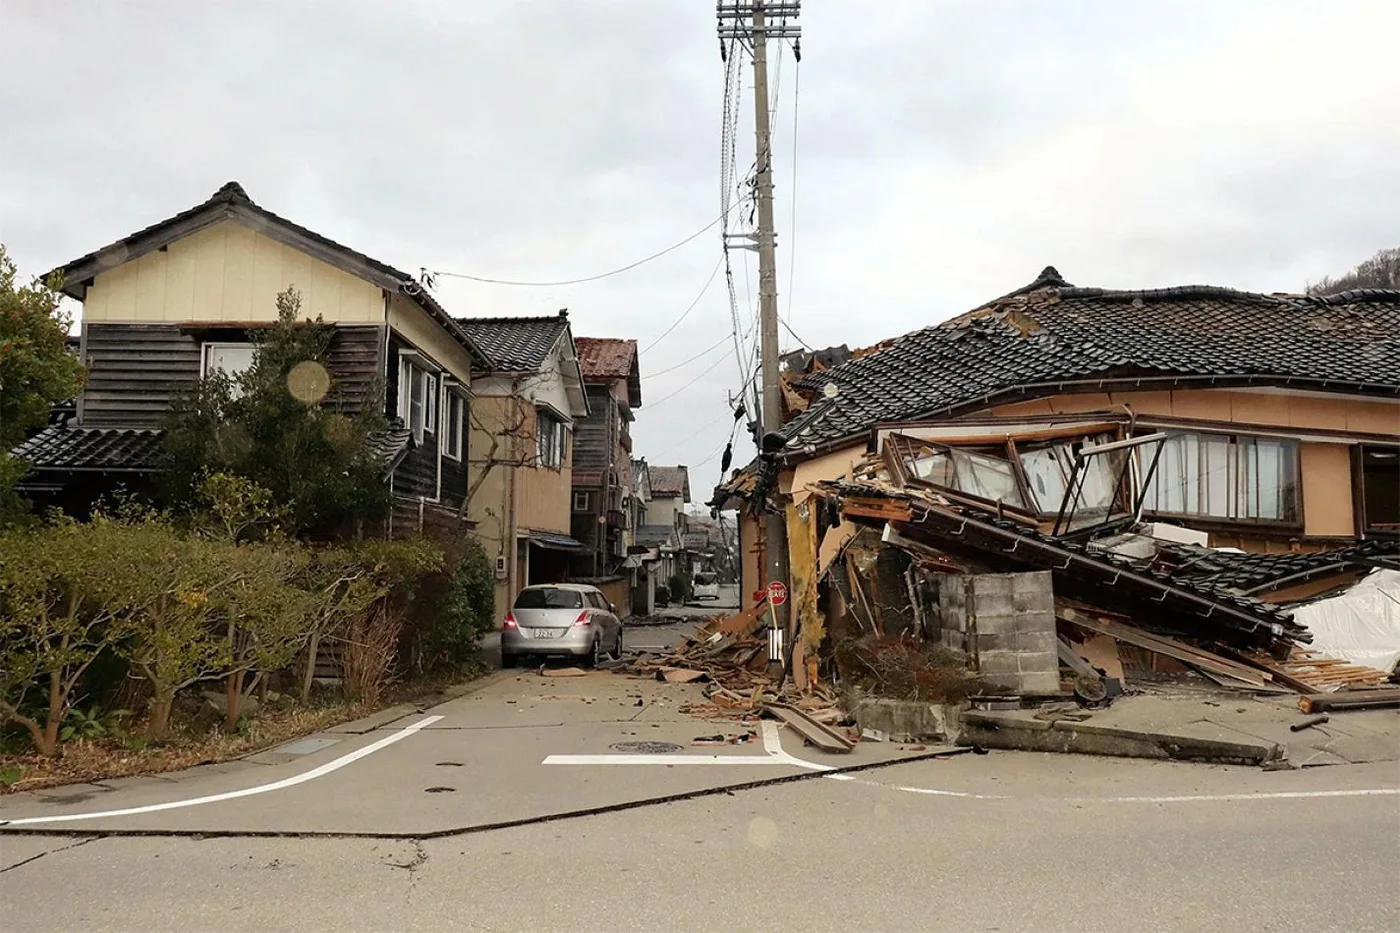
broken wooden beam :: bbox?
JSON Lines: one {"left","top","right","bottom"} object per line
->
{"left": 1299, "top": 688, "right": 1400, "bottom": 714}
{"left": 762, "top": 702, "right": 855, "bottom": 753}
{"left": 1060, "top": 613, "right": 1272, "bottom": 688}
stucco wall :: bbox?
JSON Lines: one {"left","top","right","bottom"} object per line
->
{"left": 82, "top": 219, "right": 384, "bottom": 324}
{"left": 648, "top": 496, "right": 683, "bottom": 530}
{"left": 990, "top": 387, "right": 1399, "bottom": 438}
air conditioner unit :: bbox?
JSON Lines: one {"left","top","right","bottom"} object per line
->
{"left": 494, "top": 555, "right": 508, "bottom": 580}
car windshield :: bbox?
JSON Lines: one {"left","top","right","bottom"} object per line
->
{"left": 695, "top": 574, "right": 715, "bottom": 586}
{"left": 514, "top": 587, "right": 584, "bottom": 609}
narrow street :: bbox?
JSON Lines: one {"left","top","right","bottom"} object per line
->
{"left": 2, "top": 632, "right": 1396, "bottom": 932}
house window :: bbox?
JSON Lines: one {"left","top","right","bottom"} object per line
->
{"left": 1359, "top": 445, "right": 1399, "bottom": 535}
{"left": 202, "top": 343, "right": 258, "bottom": 397}
{"left": 1141, "top": 432, "right": 1300, "bottom": 524}
{"left": 574, "top": 492, "right": 591, "bottom": 512}
{"left": 537, "top": 409, "right": 567, "bottom": 469}
{"left": 443, "top": 391, "right": 466, "bottom": 461}
{"left": 398, "top": 356, "right": 439, "bottom": 443}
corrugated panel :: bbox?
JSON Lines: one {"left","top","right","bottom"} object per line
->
{"left": 81, "top": 324, "right": 202, "bottom": 427}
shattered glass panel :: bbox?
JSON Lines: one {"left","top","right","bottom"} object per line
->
{"left": 949, "top": 449, "right": 1028, "bottom": 509}
{"left": 909, "top": 450, "right": 954, "bottom": 486}
{"left": 1064, "top": 446, "right": 1126, "bottom": 529}
{"left": 1020, "top": 446, "right": 1071, "bottom": 514}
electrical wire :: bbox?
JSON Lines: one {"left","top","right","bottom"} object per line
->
{"left": 639, "top": 254, "right": 724, "bottom": 356}
{"left": 644, "top": 334, "right": 731, "bottom": 379}
{"left": 785, "top": 51, "right": 801, "bottom": 327}
{"left": 427, "top": 208, "right": 733, "bottom": 288}
{"left": 646, "top": 353, "right": 733, "bottom": 409}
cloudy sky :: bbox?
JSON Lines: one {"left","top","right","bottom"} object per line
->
{"left": 3, "top": 0, "right": 1397, "bottom": 491}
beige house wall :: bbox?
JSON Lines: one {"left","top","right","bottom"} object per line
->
{"left": 648, "top": 496, "right": 684, "bottom": 530}
{"left": 387, "top": 293, "right": 474, "bottom": 383}
{"left": 82, "top": 219, "right": 384, "bottom": 324}
{"left": 990, "top": 387, "right": 1399, "bottom": 439}
{"left": 1299, "top": 443, "right": 1356, "bottom": 538}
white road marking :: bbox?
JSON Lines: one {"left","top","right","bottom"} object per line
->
{"left": 0, "top": 715, "right": 444, "bottom": 827}
{"left": 542, "top": 754, "right": 792, "bottom": 766}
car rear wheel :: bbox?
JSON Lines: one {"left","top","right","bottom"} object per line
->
{"left": 614, "top": 626, "right": 625, "bottom": 659}
{"left": 583, "top": 637, "right": 601, "bottom": 669}
{"left": 501, "top": 652, "right": 520, "bottom": 669}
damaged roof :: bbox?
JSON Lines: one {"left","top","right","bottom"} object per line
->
{"left": 783, "top": 267, "right": 1400, "bottom": 454}
{"left": 575, "top": 337, "right": 642, "bottom": 407}
{"left": 457, "top": 311, "right": 571, "bottom": 373}
{"left": 1165, "top": 540, "right": 1400, "bottom": 596}
{"left": 648, "top": 465, "right": 690, "bottom": 501}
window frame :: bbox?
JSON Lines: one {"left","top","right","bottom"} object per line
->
{"left": 398, "top": 355, "right": 441, "bottom": 445}
{"left": 442, "top": 390, "right": 466, "bottom": 462}
{"left": 1139, "top": 430, "right": 1302, "bottom": 528}
{"left": 201, "top": 341, "right": 259, "bottom": 397}
{"left": 573, "top": 491, "right": 591, "bottom": 512}
{"left": 536, "top": 407, "right": 568, "bottom": 470}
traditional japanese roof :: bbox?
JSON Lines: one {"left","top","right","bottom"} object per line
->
{"left": 648, "top": 465, "right": 691, "bottom": 501}
{"left": 575, "top": 337, "right": 641, "bottom": 407}
{"left": 49, "top": 181, "right": 492, "bottom": 371}
{"left": 782, "top": 267, "right": 1400, "bottom": 457}
{"left": 1165, "top": 540, "right": 1400, "bottom": 595}
{"left": 12, "top": 422, "right": 416, "bottom": 479}
{"left": 457, "top": 311, "right": 571, "bottom": 372}
{"left": 10, "top": 426, "right": 168, "bottom": 473}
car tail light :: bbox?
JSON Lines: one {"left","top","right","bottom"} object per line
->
{"left": 574, "top": 611, "right": 591, "bottom": 626}
{"left": 503, "top": 612, "right": 518, "bottom": 629}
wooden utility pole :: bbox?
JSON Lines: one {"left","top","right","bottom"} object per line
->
{"left": 717, "top": 1, "right": 801, "bottom": 663}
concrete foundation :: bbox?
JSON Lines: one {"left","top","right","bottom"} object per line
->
{"left": 848, "top": 693, "right": 966, "bottom": 743}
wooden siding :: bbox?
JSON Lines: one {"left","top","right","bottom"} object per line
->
{"left": 80, "top": 324, "right": 202, "bottom": 427}
{"left": 573, "top": 385, "right": 614, "bottom": 477}
{"left": 81, "top": 219, "right": 384, "bottom": 325}
{"left": 79, "top": 323, "right": 385, "bottom": 427}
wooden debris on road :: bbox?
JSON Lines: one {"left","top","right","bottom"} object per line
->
{"left": 1299, "top": 687, "right": 1400, "bottom": 713}
{"left": 540, "top": 667, "right": 587, "bottom": 678}
{"left": 661, "top": 668, "right": 708, "bottom": 684}
{"left": 762, "top": 702, "right": 855, "bottom": 753}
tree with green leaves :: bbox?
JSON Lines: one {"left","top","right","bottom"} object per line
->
{"left": 163, "top": 288, "right": 391, "bottom": 537}
{"left": 0, "top": 245, "right": 86, "bottom": 527}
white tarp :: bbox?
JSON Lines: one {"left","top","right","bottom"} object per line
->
{"left": 1292, "top": 570, "right": 1400, "bottom": 674}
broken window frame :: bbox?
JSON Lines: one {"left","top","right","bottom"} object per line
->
{"left": 884, "top": 434, "right": 1042, "bottom": 523}
{"left": 1050, "top": 432, "right": 1168, "bottom": 538}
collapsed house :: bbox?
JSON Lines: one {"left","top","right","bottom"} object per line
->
{"left": 710, "top": 268, "right": 1400, "bottom": 707}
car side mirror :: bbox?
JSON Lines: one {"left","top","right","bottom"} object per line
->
{"left": 609, "top": 602, "right": 617, "bottom": 614}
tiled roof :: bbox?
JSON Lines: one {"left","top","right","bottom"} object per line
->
{"left": 11, "top": 426, "right": 168, "bottom": 472}
{"left": 51, "top": 182, "right": 491, "bottom": 371}
{"left": 367, "top": 422, "right": 414, "bottom": 474}
{"left": 575, "top": 337, "right": 637, "bottom": 378}
{"left": 12, "top": 422, "right": 416, "bottom": 477}
{"left": 1165, "top": 540, "right": 1400, "bottom": 595}
{"left": 457, "top": 312, "right": 570, "bottom": 372}
{"left": 648, "top": 465, "right": 690, "bottom": 500}
{"left": 783, "top": 267, "right": 1400, "bottom": 453}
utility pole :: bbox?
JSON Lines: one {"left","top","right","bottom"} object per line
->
{"left": 716, "top": 2, "right": 801, "bottom": 666}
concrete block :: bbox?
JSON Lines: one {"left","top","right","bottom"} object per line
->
{"left": 974, "top": 612, "right": 1020, "bottom": 635}
{"left": 1015, "top": 631, "right": 1058, "bottom": 655}
{"left": 976, "top": 649, "right": 1021, "bottom": 674}
{"left": 1018, "top": 671, "right": 1063, "bottom": 696}
{"left": 980, "top": 672, "right": 1022, "bottom": 691}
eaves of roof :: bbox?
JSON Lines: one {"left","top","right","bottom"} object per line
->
{"left": 51, "top": 182, "right": 493, "bottom": 372}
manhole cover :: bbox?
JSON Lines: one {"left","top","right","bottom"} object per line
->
{"left": 424, "top": 786, "right": 456, "bottom": 793}
{"left": 609, "top": 741, "right": 683, "bottom": 754}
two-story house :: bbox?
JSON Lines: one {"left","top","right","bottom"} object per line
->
{"left": 11, "top": 182, "right": 491, "bottom": 532}
{"left": 457, "top": 311, "right": 590, "bottom": 614}
{"left": 645, "top": 465, "right": 691, "bottom": 533}
{"left": 569, "top": 337, "right": 642, "bottom": 612}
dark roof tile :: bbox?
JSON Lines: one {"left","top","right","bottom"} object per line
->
{"left": 457, "top": 312, "right": 570, "bottom": 372}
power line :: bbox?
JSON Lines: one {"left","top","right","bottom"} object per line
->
{"left": 645, "top": 352, "right": 732, "bottom": 409}
{"left": 427, "top": 208, "right": 732, "bottom": 288}
{"left": 639, "top": 255, "right": 724, "bottom": 356}
{"left": 785, "top": 52, "right": 801, "bottom": 327}
{"left": 644, "top": 334, "right": 731, "bottom": 379}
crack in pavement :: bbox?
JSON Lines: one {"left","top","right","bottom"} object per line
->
{"left": 0, "top": 747, "right": 964, "bottom": 843}
{"left": 0, "top": 837, "right": 98, "bottom": 874}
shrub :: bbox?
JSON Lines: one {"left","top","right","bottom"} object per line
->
{"left": 669, "top": 571, "right": 693, "bottom": 605}
{"left": 335, "top": 538, "right": 443, "bottom": 703}
{"left": 655, "top": 584, "right": 670, "bottom": 608}
{"left": 423, "top": 537, "right": 496, "bottom": 668}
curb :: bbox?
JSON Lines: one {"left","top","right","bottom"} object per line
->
{"left": 959, "top": 711, "right": 1280, "bottom": 766}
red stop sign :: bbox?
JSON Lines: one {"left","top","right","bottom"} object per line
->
{"left": 767, "top": 581, "right": 789, "bottom": 606}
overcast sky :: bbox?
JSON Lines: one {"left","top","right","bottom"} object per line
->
{"left": 3, "top": 0, "right": 1397, "bottom": 493}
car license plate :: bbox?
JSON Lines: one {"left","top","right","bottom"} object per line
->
{"left": 529, "top": 628, "right": 562, "bottom": 639}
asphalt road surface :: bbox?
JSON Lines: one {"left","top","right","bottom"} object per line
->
{"left": 2, "top": 652, "right": 1396, "bottom": 933}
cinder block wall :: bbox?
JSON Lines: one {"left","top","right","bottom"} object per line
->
{"left": 935, "top": 571, "right": 1059, "bottom": 696}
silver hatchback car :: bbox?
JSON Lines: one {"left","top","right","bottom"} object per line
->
{"left": 500, "top": 584, "right": 624, "bottom": 668}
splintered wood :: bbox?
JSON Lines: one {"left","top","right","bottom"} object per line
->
{"left": 624, "top": 607, "right": 845, "bottom": 724}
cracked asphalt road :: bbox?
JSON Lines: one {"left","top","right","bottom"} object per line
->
{"left": 2, "top": 618, "right": 1397, "bottom": 931}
